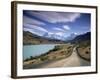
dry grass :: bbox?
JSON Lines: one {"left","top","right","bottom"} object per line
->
{"left": 23, "top": 44, "right": 74, "bottom": 66}
{"left": 77, "top": 46, "right": 91, "bottom": 61}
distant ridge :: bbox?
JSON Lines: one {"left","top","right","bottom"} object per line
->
{"left": 23, "top": 31, "right": 66, "bottom": 45}
{"left": 70, "top": 32, "right": 91, "bottom": 44}
{"left": 23, "top": 31, "right": 91, "bottom": 45}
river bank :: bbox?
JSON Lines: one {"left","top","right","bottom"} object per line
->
{"left": 23, "top": 47, "right": 90, "bottom": 69}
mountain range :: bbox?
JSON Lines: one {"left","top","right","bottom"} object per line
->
{"left": 70, "top": 32, "right": 90, "bottom": 44}
{"left": 23, "top": 31, "right": 65, "bottom": 45}
{"left": 43, "top": 32, "right": 77, "bottom": 41}
{"left": 23, "top": 31, "right": 91, "bottom": 45}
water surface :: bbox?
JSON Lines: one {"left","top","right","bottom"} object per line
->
{"left": 23, "top": 45, "right": 55, "bottom": 60}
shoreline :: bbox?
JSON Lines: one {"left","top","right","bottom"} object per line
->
{"left": 23, "top": 44, "right": 74, "bottom": 68}
{"left": 23, "top": 47, "right": 90, "bottom": 69}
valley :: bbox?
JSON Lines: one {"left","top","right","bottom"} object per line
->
{"left": 23, "top": 31, "right": 91, "bottom": 69}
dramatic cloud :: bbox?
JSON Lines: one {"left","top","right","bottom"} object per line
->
{"left": 24, "top": 23, "right": 48, "bottom": 32}
{"left": 74, "top": 32, "right": 78, "bottom": 35}
{"left": 33, "top": 25, "right": 48, "bottom": 33}
{"left": 23, "top": 15, "right": 45, "bottom": 25}
{"left": 27, "top": 11, "right": 81, "bottom": 23}
{"left": 55, "top": 32, "right": 64, "bottom": 36}
{"left": 23, "top": 11, "right": 90, "bottom": 40}
{"left": 63, "top": 25, "right": 70, "bottom": 30}
{"left": 53, "top": 27, "right": 65, "bottom": 32}
{"left": 23, "top": 23, "right": 48, "bottom": 36}
{"left": 23, "top": 28, "right": 40, "bottom": 35}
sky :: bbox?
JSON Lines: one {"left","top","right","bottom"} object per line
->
{"left": 23, "top": 10, "right": 91, "bottom": 39}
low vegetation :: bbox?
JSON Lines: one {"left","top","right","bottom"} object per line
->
{"left": 76, "top": 40, "right": 91, "bottom": 61}
{"left": 23, "top": 44, "right": 74, "bottom": 67}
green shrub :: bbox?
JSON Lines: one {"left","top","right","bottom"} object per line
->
{"left": 24, "top": 58, "right": 30, "bottom": 61}
{"left": 40, "top": 56, "right": 48, "bottom": 61}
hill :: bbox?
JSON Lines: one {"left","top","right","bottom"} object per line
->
{"left": 70, "top": 32, "right": 91, "bottom": 45}
{"left": 23, "top": 31, "right": 66, "bottom": 45}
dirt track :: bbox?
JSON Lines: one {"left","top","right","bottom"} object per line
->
{"left": 39, "top": 47, "right": 90, "bottom": 68}
{"left": 24, "top": 47, "right": 90, "bottom": 69}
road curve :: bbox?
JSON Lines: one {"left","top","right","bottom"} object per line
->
{"left": 39, "top": 47, "right": 90, "bottom": 68}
